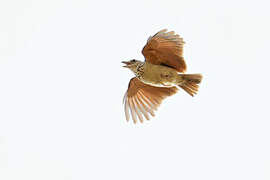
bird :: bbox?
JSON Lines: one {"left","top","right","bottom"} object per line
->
{"left": 122, "top": 29, "right": 202, "bottom": 124}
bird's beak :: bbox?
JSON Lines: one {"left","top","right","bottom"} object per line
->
{"left": 122, "top": 61, "right": 131, "bottom": 68}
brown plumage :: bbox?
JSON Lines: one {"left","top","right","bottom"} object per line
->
{"left": 142, "top": 29, "right": 187, "bottom": 72}
{"left": 123, "top": 78, "right": 178, "bottom": 123}
{"left": 122, "top": 29, "right": 202, "bottom": 123}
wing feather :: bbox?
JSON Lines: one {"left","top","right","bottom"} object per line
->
{"left": 142, "top": 29, "right": 187, "bottom": 72}
{"left": 134, "top": 96, "right": 150, "bottom": 120}
{"left": 123, "top": 78, "right": 178, "bottom": 123}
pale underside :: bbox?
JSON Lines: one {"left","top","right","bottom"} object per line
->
{"left": 137, "top": 62, "right": 181, "bottom": 88}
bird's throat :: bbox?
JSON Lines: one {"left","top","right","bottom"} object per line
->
{"left": 134, "top": 63, "right": 145, "bottom": 79}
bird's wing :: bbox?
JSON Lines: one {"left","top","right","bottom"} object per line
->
{"left": 123, "top": 77, "right": 178, "bottom": 123}
{"left": 142, "top": 29, "right": 187, "bottom": 72}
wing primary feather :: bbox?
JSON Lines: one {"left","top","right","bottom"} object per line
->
{"left": 131, "top": 97, "right": 144, "bottom": 123}
{"left": 142, "top": 90, "right": 161, "bottom": 106}
{"left": 124, "top": 97, "right": 130, "bottom": 122}
{"left": 157, "top": 29, "right": 167, "bottom": 34}
{"left": 128, "top": 98, "right": 137, "bottom": 124}
{"left": 136, "top": 93, "right": 155, "bottom": 117}
{"left": 122, "top": 91, "right": 127, "bottom": 105}
{"left": 134, "top": 96, "right": 150, "bottom": 120}
{"left": 137, "top": 90, "right": 157, "bottom": 111}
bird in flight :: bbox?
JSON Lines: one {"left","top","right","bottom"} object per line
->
{"left": 122, "top": 29, "right": 202, "bottom": 123}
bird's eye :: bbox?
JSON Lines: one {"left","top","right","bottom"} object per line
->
{"left": 131, "top": 60, "right": 136, "bottom": 62}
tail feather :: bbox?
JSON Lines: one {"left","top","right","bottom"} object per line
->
{"left": 178, "top": 74, "right": 202, "bottom": 96}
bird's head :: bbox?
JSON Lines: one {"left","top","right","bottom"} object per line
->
{"left": 122, "top": 59, "right": 142, "bottom": 72}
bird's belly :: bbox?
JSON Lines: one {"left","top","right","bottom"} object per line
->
{"left": 140, "top": 70, "right": 178, "bottom": 88}
{"left": 142, "top": 80, "right": 175, "bottom": 87}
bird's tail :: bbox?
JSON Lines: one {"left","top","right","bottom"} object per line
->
{"left": 178, "top": 74, "right": 202, "bottom": 96}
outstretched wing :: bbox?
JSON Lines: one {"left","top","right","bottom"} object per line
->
{"left": 123, "top": 77, "right": 178, "bottom": 123}
{"left": 142, "top": 29, "right": 187, "bottom": 72}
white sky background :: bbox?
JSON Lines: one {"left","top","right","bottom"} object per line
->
{"left": 0, "top": 0, "right": 270, "bottom": 179}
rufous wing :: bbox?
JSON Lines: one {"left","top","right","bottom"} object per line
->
{"left": 142, "top": 29, "right": 187, "bottom": 72}
{"left": 123, "top": 78, "right": 178, "bottom": 123}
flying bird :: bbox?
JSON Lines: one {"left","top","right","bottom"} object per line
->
{"left": 122, "top": 29, "right": 202, "bottom": 123}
